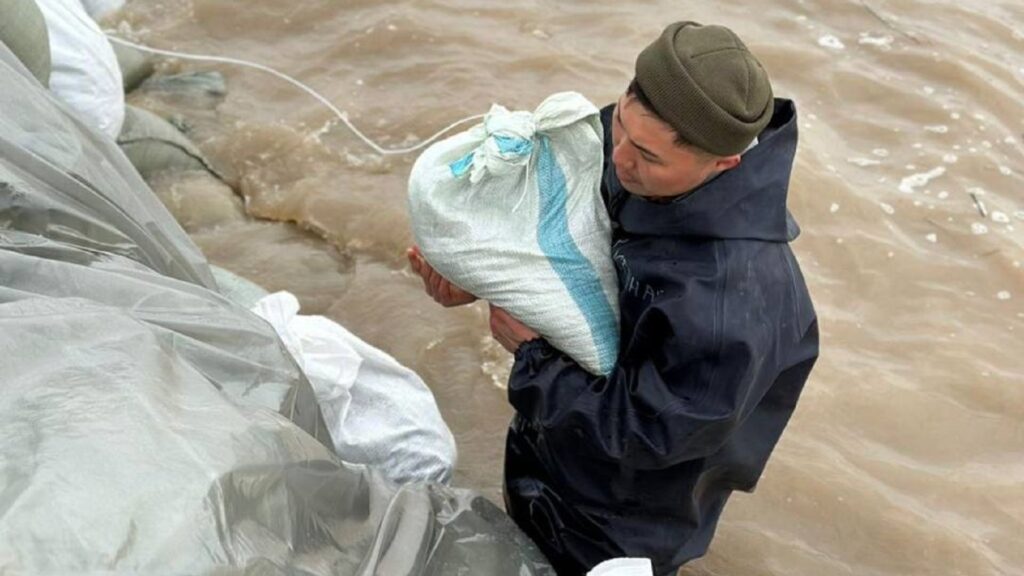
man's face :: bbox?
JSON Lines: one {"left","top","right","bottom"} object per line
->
{"left": 610, "top": 94, "right": 739, "bottom": 200}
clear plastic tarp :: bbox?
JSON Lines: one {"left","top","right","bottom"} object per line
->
{"left": 0, "top": 42, "right": 553, "bottom": 575}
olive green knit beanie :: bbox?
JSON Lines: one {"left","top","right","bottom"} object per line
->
{"left": 635, "top": 21, "right": 774, "bottom": 156}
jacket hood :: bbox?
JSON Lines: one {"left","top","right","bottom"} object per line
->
{"left": 604, "top": 98, "right": 801, "bottom": 242}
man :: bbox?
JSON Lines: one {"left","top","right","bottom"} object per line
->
{"left": 408, "top": 21, "right": 819, "bottom": 576}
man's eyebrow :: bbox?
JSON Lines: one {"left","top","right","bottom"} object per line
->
{"left": 633, "top": 141, "right": 661, "bottom": 160}
{"left": 615, "top": 103, "right": 662, "bottom": 160}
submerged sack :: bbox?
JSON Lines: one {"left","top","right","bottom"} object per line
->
{"left": 117, "top": 105, "right": 220, "bottom": 179}
{"left": 111, "top": 41, "right": 154, "bottom": 92}
{"left": 408, "top": 92, "right": 619, "bottom": 375}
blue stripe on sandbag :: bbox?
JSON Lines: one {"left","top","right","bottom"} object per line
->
{"left": 535, "top": 135, "right": 618, "bottom": 374}
{"left": 493, "top": 134, "right": 534, "bottom": 156}
{"left": 449, "top": 152, "right": 474, "bottom": 178}
{"left": 449, "top": 134, "right": 534, "bottom": 178}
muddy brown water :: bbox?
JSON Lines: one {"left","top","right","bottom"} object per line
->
{"left": 110, "top": 0, "right": 1023, "bottom": 573}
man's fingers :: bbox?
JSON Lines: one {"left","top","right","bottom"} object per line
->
{"left": 494, "top": 330, "right": 515, "bottom": 354}
{"left": 490, "top": 305, "right": 511, "bottom": 325}
{"left": 407, "top": 249, "right": 421, "bottom": 274}
{"left": 439, "top": 279, "right": 454, "bottom": 302}
{"left": 423, "top": 267, "right": 435, "bottom": 294}
{"left": 407, "top": 248, "right": 433, "bottom": 294}
{"left": 489, "top": 319, "right": 508, "bottom": 350}
{"left": 489, "top": 305, "right": 538, "bottom": 347}
{"left": 409, "top": 249, "right": 475, "bottom": 307}
{"left": 418, "top": 263, "right": 436, "bottom": 295}
{"left": 428, "top": 269, "right": 445, "bottom": 300}
{"left": 494, "top": 335, "right": 510, "bottom": 352}
{"left": 489, "top": 306, "right": 511, "bottom": 350}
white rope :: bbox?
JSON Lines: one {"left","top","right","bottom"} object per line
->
{"left": 105, "top": 35, "right": 484, "bottom": 156}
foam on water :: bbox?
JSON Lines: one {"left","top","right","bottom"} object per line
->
{"left": 818, "top": 34, "right": 845, "bottom": 50}
{"left": 898, "top": 167, "right": 946, "bottom": 193}
{"left": 848, "top": 157, "right": 881, "bottom": 167}
{"left": 858, "top": 33, "right": 894, "bottom": 48}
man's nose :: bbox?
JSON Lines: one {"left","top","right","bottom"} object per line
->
{"left": 612, "top": 142, "right": 633, "bottom": 172}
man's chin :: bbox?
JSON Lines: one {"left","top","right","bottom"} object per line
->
{"left": 621, "top": 180, "right": 676, "bottom": 203}
{"left": 620, "top": 182, "right": 657, "bottom": 200}
{"left": 619, "top": 178, "right": 642, "bottom": 195}
{"left": 628, "top": 187, "right": 685, "bottom": 204}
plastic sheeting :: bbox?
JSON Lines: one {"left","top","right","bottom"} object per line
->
{"left": 212, "top": 264, "right": 273, "bottom": 309}
{"left": 0, "top": 42, "right": 554, "bottom": 575}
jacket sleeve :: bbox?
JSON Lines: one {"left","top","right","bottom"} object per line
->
{"left": 508, "top": 297, "right": 817, "bottom": 470}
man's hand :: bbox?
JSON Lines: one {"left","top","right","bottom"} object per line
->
{"left": 407, "top": 246, "right": 478, "bottom": 307}
{"left": 489, "top": 304, "right": 540, "bottom": 353}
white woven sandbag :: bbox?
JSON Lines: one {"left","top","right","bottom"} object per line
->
{"left": 251, "top": 291, "right": 457, "bottom": 485}
{"left": 38, "top": 0, "right": 124, "bottom": 139}
{"left": 408, "top": 92, "right": 619, "bottom": 375}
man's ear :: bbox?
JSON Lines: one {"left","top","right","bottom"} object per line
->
{"left": 713, "top": 154, "right": 742, "bottom": 172}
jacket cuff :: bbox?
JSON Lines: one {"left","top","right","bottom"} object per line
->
{"left": 513, "top": 338, "right": 557, "bottom": 369}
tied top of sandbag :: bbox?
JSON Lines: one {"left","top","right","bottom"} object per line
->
{"left": 450, "top": 91, "right": 599, "bottom": 183}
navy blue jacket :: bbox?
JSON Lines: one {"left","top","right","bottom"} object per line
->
{"left": 503, "top": 99, "right": 819, "bottom": 576}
